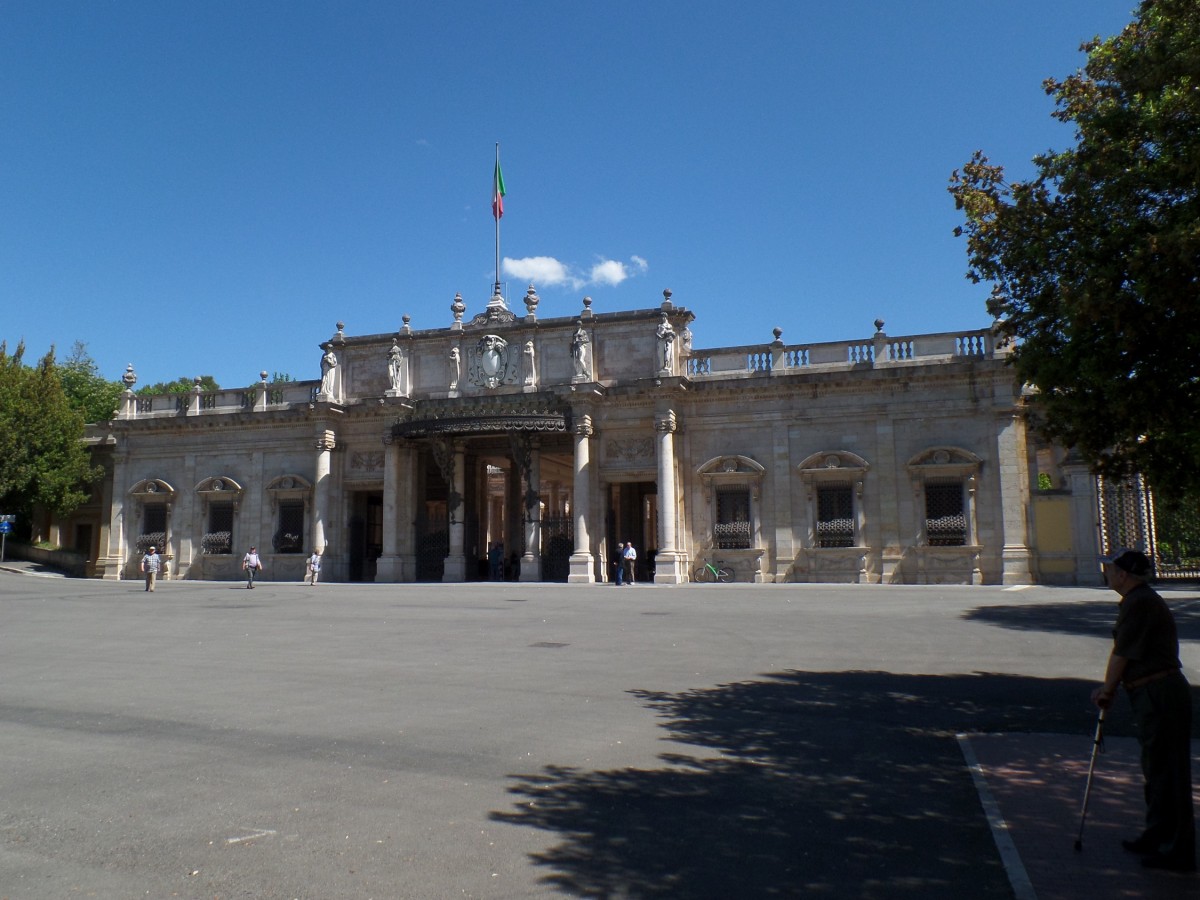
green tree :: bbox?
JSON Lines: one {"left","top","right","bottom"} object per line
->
{"left": 0, "top": 342, "right": 101, "bottom": 522}
{"left": 949, "top": 0, "right": 1200, "bottom": 501}
{"left": 136, "top": 374, "right": 220, "bottom": 395}
{"left": 59, "top": 341, "right": 124, "bottom": 424}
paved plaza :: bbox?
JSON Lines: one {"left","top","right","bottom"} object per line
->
{"left": 1, "top": 568, "right": 1198, "bottom": 899}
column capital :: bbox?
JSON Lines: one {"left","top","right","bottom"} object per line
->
{"left": 315, "top": 431, "right": 337, "bottom": 452}
{"left": 574, "top": 415, "right": 594, "bottom": 437}
{"left": 655, "top": 411, "right": 677, "bottom": 434}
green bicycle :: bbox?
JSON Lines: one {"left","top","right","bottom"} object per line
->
{"left": 693, "top": 560, "right": 733, "bottom": 583}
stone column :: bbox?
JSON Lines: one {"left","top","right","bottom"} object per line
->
{"left": 520, "top": 439, "right": 542, "bottom": 582}
{"left": 1063, "top": 452, "right": 1103, "bottom": 586}
{"left": 443, "top": 442, "right": 467, "bottom": 582}
{"left": 313, "top": 430, "right": 335, "bottom": 561}
{"left": 99, "top": 445, "right": 128, "bottom": 580}
{"left": 653, "top": 411, "right": 685, "bottom": 584}
{"left": 376, "top": 434, "right": 403, "bottom": 582}
{"left": 995, "top": 411, "right": 1035, "bottom": 585}
{"left": 397, "top": 441, "right": 417, "bottom": 581}
{"left": 568, "top": 416, "right": 595, "bottom": 583}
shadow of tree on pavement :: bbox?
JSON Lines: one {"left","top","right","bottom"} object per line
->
{"left": 964, "top": 597, "right": 1200, "bottom": 642}
{"left": 491, "top": 670, "right": 1122, "bottom": 899}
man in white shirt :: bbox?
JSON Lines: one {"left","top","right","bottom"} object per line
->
{"left": 140, "top": 545, "right": 160, "bottom": 592}
{"left": 242, "top": 545, "right": 263, "bottom": 589}
{"left": 307, "top": 549, "right": 322, "bottom": 586}
{"left": 622, "top": 541, "right": 637, "bottom": 586}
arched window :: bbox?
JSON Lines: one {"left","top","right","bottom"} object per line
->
{"left": 195, "top": 476, "right": 244, "bottom": 555}
{"left": 696, "top": 455, "right": 765, "bottom": 551}
{"left": 267, "top": 475, "right": 313, "bottom": 554}
{"left": 906, "top": 447, "right": 984, "bottom": 584}
{"left": 797, "top": 451, "right": 870, "bottom": 548}
{"left": 128, "top": 479, "right": 176, "bottom": 555}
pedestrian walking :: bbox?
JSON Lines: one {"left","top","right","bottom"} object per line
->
{"left": 307, "top": 549, "right": 322, "bottom": 586}
{"left": 242, "top": 545, "right": 263, "bottom": 589}
{"left": 488, "top": 542, "right": 504, "bottom": 581}
{"left": 623, "top": 541, "right": 637, "bottom": 585}
{"left": 1090, "top": 547, "right": 1195, "bottom": 872}
{"left": 140, "top": 545, "right": 160, "bottom": 592}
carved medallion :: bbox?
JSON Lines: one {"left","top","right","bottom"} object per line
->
{"left": 468, "top": 335, "right": 517, "bottom": 389}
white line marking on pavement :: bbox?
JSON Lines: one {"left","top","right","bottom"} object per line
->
{"left": 226, "top": 828, "right": 277, "bottom": 845}
{"left": 957, "top": 734, "right": 1037, "bottom": 900}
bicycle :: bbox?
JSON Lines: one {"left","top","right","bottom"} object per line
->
{"left": 693, "top": 561, "right": 733, "bottom": 583}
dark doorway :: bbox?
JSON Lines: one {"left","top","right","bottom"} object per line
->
{"left": 348, "top": 491, "right": 383, "bottom": 582}
{"left": 608, "top": 481, "right": 658, "bottom": 583}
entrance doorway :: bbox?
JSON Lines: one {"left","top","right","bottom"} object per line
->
{"left": 608, "top": 481, "right": 658, "bottom": 583}
{"left": 348, "top": 491, "right": 383, "bottom": 582}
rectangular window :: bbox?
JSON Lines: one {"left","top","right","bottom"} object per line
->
{"left": 816, "top": 482, "right": 854, "bottom": 548}
{"left": 714, "top": 487, "right": 752, "bottom": 550}
{"left": 138, "top": 503, "right": 167, "bottom": 553}
{"left": 925, "top": 480, "right": 967, "bottom": 546}
{"left": 275, "top": 501, "right": 305, "bottom": 554}
{"left": 202, "top": 501, "right": 234, "bottom": 554}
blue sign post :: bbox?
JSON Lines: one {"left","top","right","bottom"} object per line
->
{"left": 0, "top": 515, "right": 13, "bottom": 563}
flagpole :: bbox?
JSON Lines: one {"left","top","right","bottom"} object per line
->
{"left": 494, "top": 142, "right": 501, "bottom": 297}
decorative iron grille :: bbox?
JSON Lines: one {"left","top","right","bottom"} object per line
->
{"left": 816, "top": 483, "right": 854, "bottom": 548}
{"left": 715, "top": 487, "right": 752, "bottom": 549}
{"left": 924, "top": 480, "right": 966, "bottom": 546}
{"left": 274, "top": 500, "right": 305, "bottom": 554}
{"left": 541, "top": 514, "right": 574, "bottom": 582}
{"left": 203, "top": 502, "right": 234, "bottom": 554}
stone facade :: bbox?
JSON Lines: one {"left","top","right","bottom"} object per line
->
{"left": 78, "top": 289, "right": 1045, "bottom": 585}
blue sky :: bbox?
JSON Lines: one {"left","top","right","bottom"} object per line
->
{"left": 2, "top": 1, "right": 1138, "bottom": 390}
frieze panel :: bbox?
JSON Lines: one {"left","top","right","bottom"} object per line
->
{"left": 606, "top": 436, "right": 655, "bottom": 462}
{"left": 350, "top": 450, "right": 385, "bottom": 473}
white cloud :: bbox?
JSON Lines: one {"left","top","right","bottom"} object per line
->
{"left": 503, "top": 256, "right": 576, "bottom": 287}
{"left": 590, "top": 259, "right": 628, "bottom": 286}
{"left": 503, "top": 254, "right": 650, "bottom": 291}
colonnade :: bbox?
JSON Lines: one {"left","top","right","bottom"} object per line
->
{"left": 308, "top": 406, "right": 685, "bottom": 584}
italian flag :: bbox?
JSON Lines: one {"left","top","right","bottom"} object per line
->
{"left": 492, "top": 160, "right": 506, "bottom": 219}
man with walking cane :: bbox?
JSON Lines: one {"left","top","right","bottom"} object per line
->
{"left": 1090, "top": 547, "right": 1195, "bottom": 872}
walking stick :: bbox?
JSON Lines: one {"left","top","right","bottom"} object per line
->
{"left": 1074, "top": 707, "right": 1106, "bottom": 851}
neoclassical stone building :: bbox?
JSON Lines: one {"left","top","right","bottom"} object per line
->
{"left": 77, "top": 287, "right": 1047, "bottom": 585}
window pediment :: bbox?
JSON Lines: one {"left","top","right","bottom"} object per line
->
{"left": 697, "top": 455, "right": 765, "bottom": 479}
{"left": 266, "top": 474, "right": 313, "bottom": 496}
{"left": 697, "top": 455, "right": 764, "bottom": 501}
{"left": 196, "top": 476, "right": 245, "bottom": 495}
{"left": 906, "top": 446, "right": 982, "bottom": 479}
{"left": 798, "top": 450, "right": 869, "bottom": 483}
{"left": 129, "top": 478, "right": 176, "bottom": 499}
{"left": 267, "top": 474, "right": 313, "bottom": 511}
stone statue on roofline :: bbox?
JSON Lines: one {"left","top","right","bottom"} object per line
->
{"left": 572, "top": 322, "right": 591, "bottom": 380}
{"left": 656, "top": 313, "right": 676, "bottom": 374}
{"left": 448, "top": 346, "right": 461, "bottom": 392}
{"left": 319, "top": 346, "right": 338, "bottom": 398}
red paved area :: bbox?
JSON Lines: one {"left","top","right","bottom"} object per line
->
{"left": 964, "top": 734, "right": 1199, "bottom": 899}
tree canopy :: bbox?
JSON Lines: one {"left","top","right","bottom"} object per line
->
{"left": 59, "top": 341, "right": 124, "bottom": 425}
{"left": 136, "top": 374, "right": 220, "bottom": 395}
{"left": 0, "top": 342, "right": 101, "bottom": 522}
{"left": 949, "top": 0, "right": 1200, "bottom": 500}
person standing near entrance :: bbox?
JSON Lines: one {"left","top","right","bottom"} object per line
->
{"left": 242, "top": 545, "right": 263, "bottom": 589}
{"left": 140, "top": 545, "right": 160, "bottom": 592}
{"left": 1091, "top": 547, "right": 1195, "bottom": 872}
{"left": 623, "top": 541, "right": 637, "bottom": 586}
{"left": 614, "top": 543, "right": 625, "bottom": 586}
{"left": 489, "top": 542, "right": 504, "bottom": 581}
{"left": 307, "top": 548, "right": 322, "bottom": 586}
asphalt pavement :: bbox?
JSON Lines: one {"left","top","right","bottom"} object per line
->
{"left": 1, "top": 566, "right": 1198, "bottom": 899}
